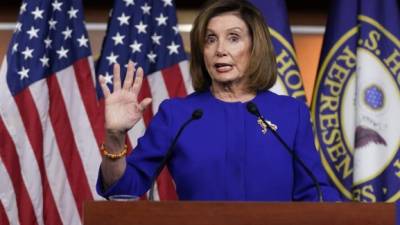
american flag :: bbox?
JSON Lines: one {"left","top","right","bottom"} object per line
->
{"left": 0, "top": 0, "right": 103, "bottom": 224}
{"left": 95, "top": 0, "right": 193, "bottom": 200}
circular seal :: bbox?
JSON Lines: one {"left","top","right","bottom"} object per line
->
{"left": 268, "top": 28, "right": 306, "bottom": 101}
{"left": 312, "top": 15, "right": 400, "bottom": 202}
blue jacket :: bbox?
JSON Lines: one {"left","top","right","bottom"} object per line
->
{"left": 97, "top": 90, "right": 341, "bottom": 201}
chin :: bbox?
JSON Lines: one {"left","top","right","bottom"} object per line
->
{"left": 213, "top": 74, "right": 237, "bottom": 82}
{"left": 214, "top": 78, "right": 235, "bottom": 84}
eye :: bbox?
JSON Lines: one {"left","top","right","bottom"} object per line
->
{"left": 228, "top": 33, "right": 240, "bottom": 42}
{"left": 205, "top": 34, "right": 217, "bottom": 44}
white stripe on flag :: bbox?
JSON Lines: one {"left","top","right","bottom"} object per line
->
{"left": 43, "top": 125, "right": 82, "bottom": 225}
{"left": 29, "top": 80, "right": 82, "bottom": 225}
{"left": 179, "top": 60, "right": 194, "bottom": 95}
{"left": 56, "top": 66, "right": 102, "bottom": 198}
{"left": 0, "top": 59, "right": 45, "bottom": 225}
{"left": 88, "top": 56, "right": 97, "bottom": 89}
{"left": 127, "top": 118, "right": 146, "bottom": 149}
{"left": 0, "top": 159, "right": 20, "bottom": 225}
{"left": 148, "top": 182, "right": 160, "bottom": 201}
{"left": 147, "top": 71, "right": 169, "bottom": 114}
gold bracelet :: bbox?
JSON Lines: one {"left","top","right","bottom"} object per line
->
{"left": 100, "top": 143, "right": 128, "bottom": 160}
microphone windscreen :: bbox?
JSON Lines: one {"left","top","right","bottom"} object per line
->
{"left": 192, "top": 109, "right": 203, "bottom": 120}
{"left": 246, "top": 102, "right": 259, "bottom": 116}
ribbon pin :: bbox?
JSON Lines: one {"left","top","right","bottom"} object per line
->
{"left": 257, "top": 117, "right": 278, "bottom": 134}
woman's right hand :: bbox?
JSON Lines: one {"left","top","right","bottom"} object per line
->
{"left": 99, "top": 61, "right": 152, "bottom": 134}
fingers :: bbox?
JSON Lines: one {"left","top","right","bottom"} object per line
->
{"left": 132, "top": 67, "right": 144, "bottom": 96}
{"left": 109, "top": 62, "right": 144, "bottom": 95}
{"left": 98, "top": 75, "right": 111, "bottom": 97}
{"left": 139, "top": 97, "right": 152, "bottom": 112}
{"left": 123, "top": 61, "right": 135, "bottom": 90}
{"left": 113, "top": 63, "right": 121, "bottom": 91}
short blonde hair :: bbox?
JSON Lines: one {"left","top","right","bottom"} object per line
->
{"left": 190, "top": 0, "right": 277, "bottom": 92}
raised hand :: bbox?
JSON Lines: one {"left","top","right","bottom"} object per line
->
{"left": 99, "top": 61, "right": 152, "bottom": 133}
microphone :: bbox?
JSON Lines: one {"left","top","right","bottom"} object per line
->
{"left": 246, "top": 102, "right": 324, "bottom": 202}
{"left": 148, "top": 109, "right": 203, "bottom": 201}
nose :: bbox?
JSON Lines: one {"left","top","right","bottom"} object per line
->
{"left": 215, "top": 42, "right": 227, "bottom": 57}
{"left": 216, "top": 50, "right": 226, "bottom": 57}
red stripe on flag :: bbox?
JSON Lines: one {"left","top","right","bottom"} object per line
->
{"left": 14, "top": 90, "right": 63, "bottom": 225}
{"left": 161, "top": 64, "right": 187, "bottom": 98}
{"left": 73, "top": 58, "right": 104, "bottom": 145}
{"left": 157, "top": 167, "right": 178, "bottom": 200}
{"left": 47, "top": 75, "right": 93, "bottom": 218}
{"left": 152, "top": 65, "right": 185, "bottom": 201}
{"left": 0, "top": 200, "right": 10, "bottom": 225}
{"left": 0, "top": 117, "right": 38, "bottom": 225}
{"left": 139, "top": 77, "right": 153, "bottom": 127}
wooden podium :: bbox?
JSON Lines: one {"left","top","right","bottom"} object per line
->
{"left": 83, "top": 201, "right": 395, "bottom": 225}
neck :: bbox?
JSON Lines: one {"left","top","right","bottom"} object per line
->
{"left": 210, "top": 82, "right": 255, "bottom": 102}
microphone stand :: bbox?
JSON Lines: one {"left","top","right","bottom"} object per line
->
{"left": 246, "top": 102, "right": 323, "bottom": 202}
{"left": 148, "top": 109, "right": 203, "bottom": 201}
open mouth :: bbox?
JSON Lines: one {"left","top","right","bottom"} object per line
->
{"left": 214, "top": 63, "right": 232, "bottom": 72}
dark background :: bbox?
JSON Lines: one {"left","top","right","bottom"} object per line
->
{"left": 0, "top": 0, "right": 329, "bottom": 26}
{"left": 0, "top": 1, "right": 329, "bottom": 25}
{"left": 0, "top": 0, "right": 329, "bottom": 9}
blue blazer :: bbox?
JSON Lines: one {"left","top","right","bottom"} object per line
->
{"left": 97, "top": 90, "right": 341, "bottom": 201}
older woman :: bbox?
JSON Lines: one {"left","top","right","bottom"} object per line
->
{"left": 97, "top": 0, "right": 341, "bottom": 201}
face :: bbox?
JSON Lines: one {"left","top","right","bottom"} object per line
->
{"left": 203, "top": 12, "right": 252, "bottom": 88}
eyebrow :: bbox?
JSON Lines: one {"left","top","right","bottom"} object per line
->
{"left": 206, "top": 27, "right": 245, "bottom": 33}
{"left": 227, "top": 27, "right": 244, "bottom": 32}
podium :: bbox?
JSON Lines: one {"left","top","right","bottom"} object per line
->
{"left": 83, "top": 201, "right": 395, "bottom": 225}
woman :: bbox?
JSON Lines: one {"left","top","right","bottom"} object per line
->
{"left": 97, "top": 0, "right": 341, "bottom": 201}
